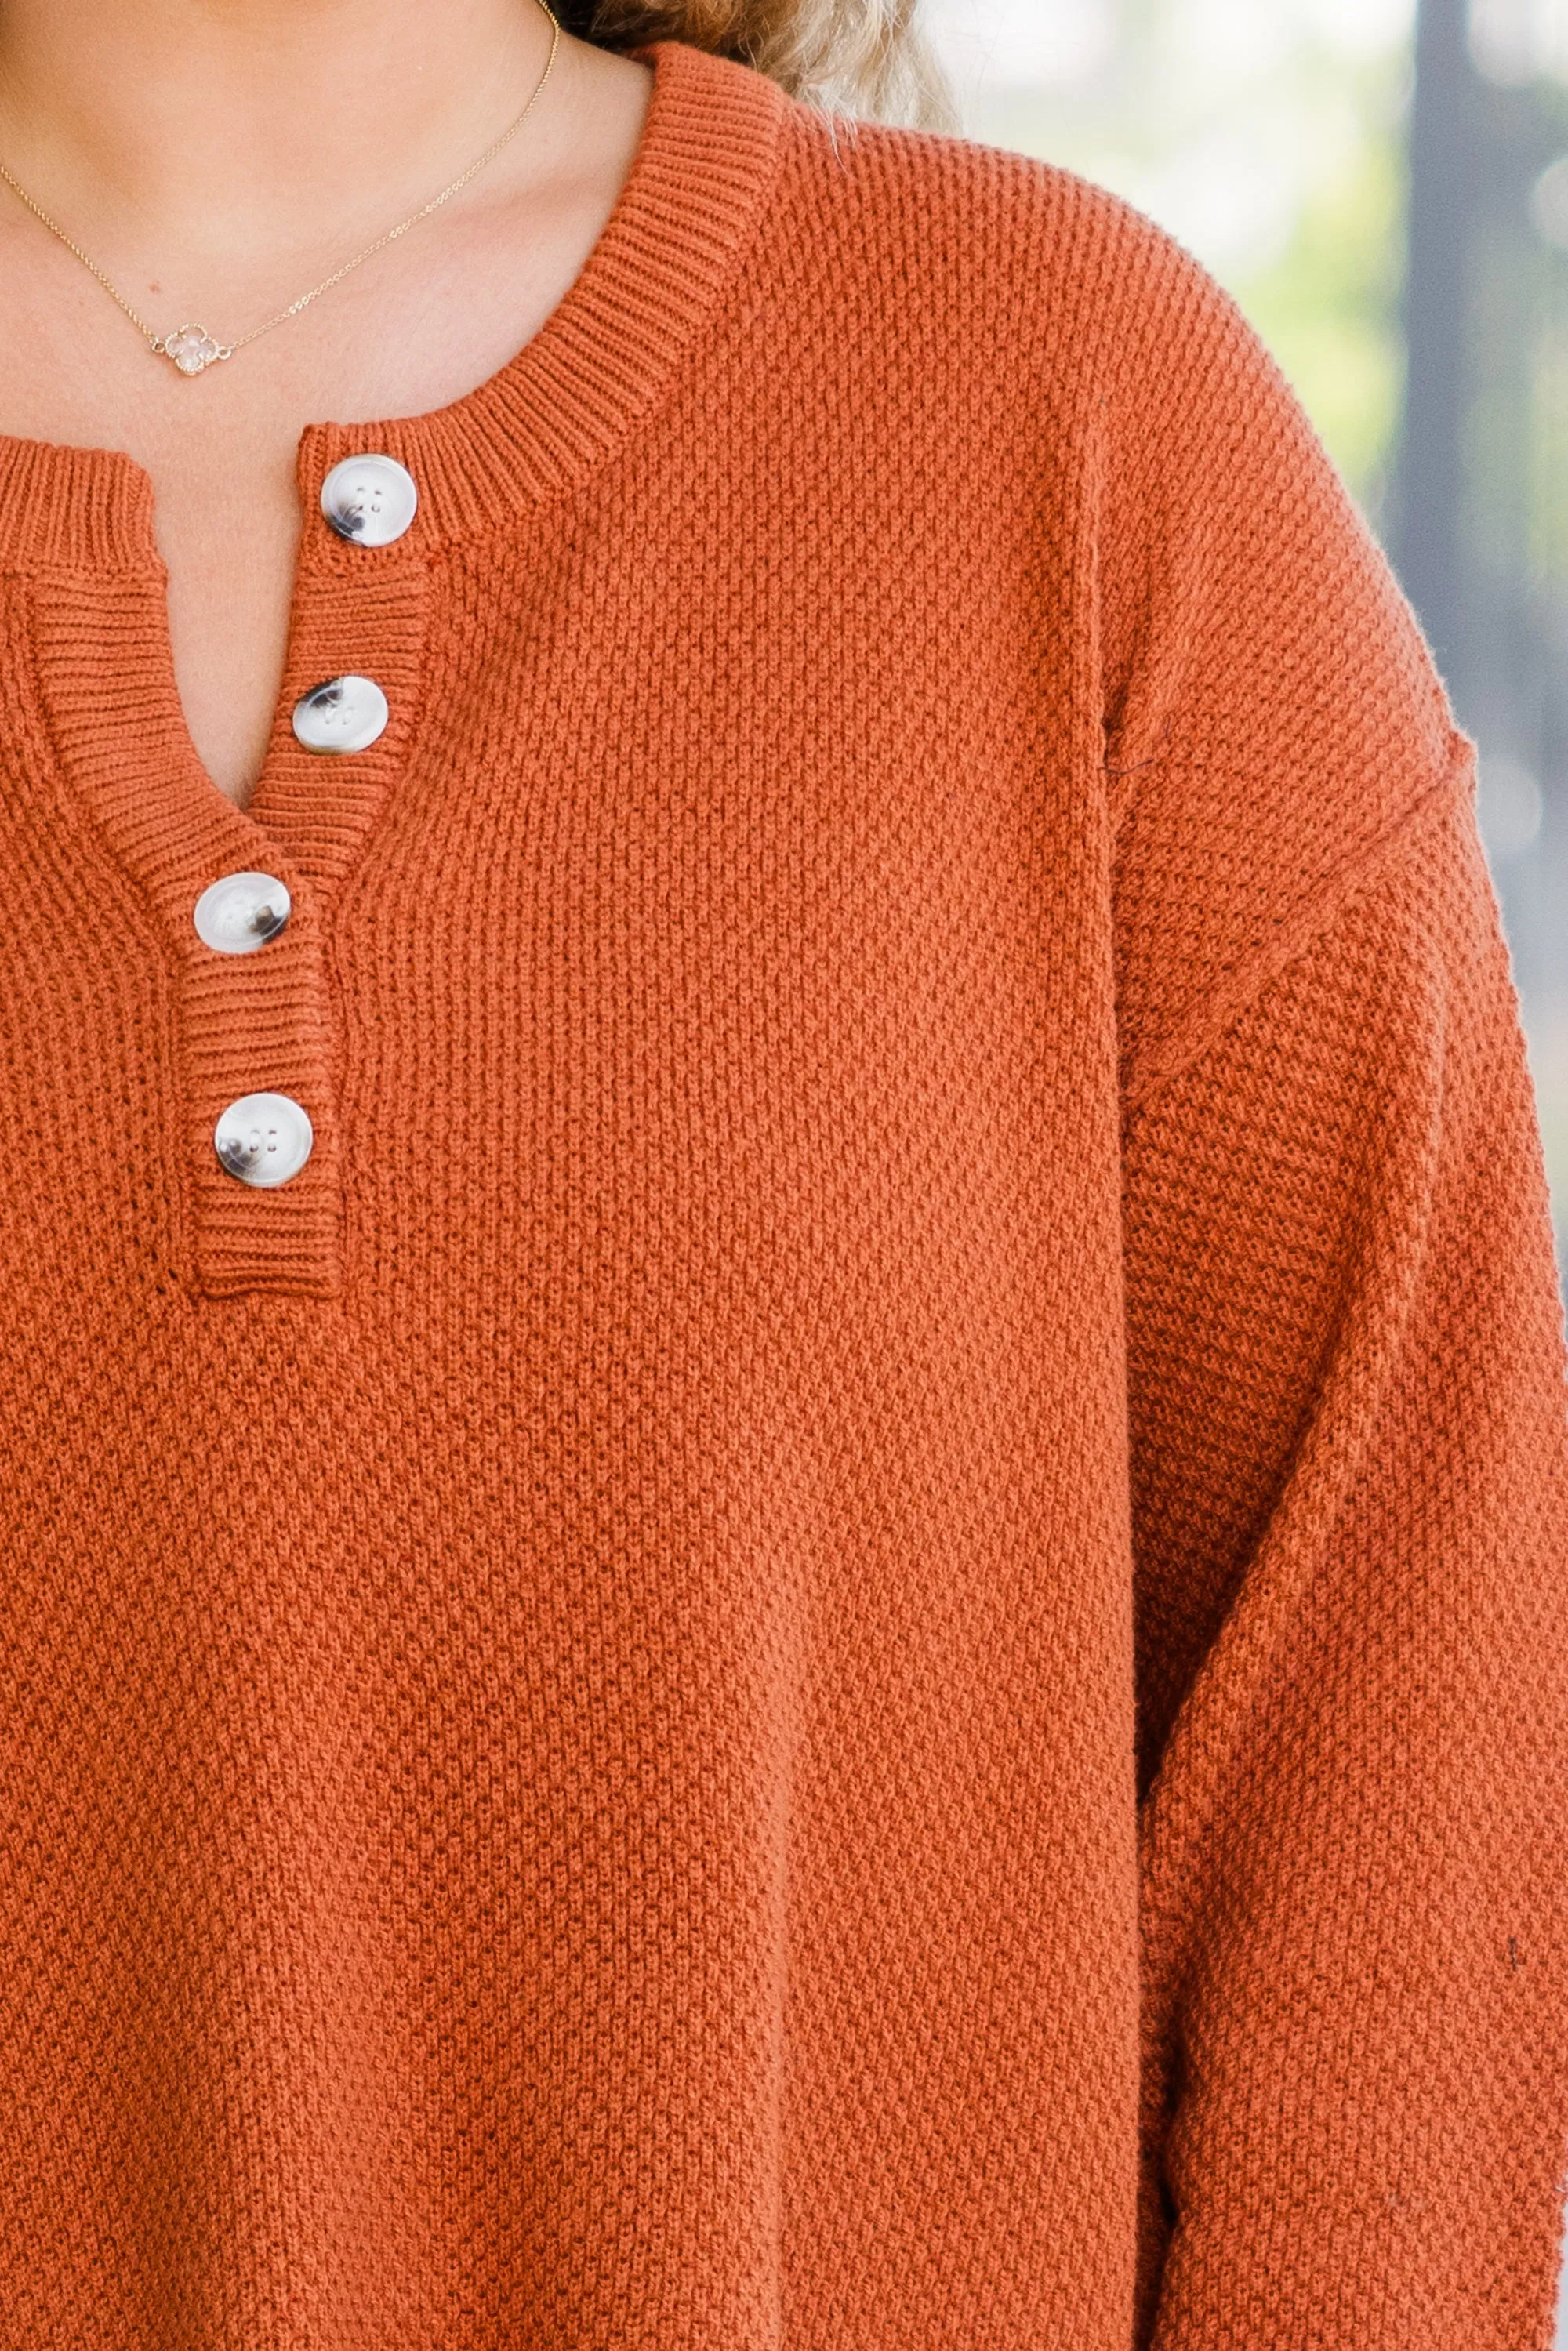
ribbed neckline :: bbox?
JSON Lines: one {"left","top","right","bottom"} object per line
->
{"left": 0, "top": 35, "right": 789, "bottom": 572}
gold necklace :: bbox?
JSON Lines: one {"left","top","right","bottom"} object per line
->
{"left": 0, "top": 0, "right": 561, "bottom": 376}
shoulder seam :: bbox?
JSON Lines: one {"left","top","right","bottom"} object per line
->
{"left": 1121, "top": 731, "right": 1479, "bottom": 1129}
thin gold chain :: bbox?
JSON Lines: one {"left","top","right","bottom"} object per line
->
{"left": 0, "top": 0, "right": 561, "bottom": 373}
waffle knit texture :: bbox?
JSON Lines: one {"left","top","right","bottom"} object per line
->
{"left": 0, "top": 32, "right": 1565, "bottom": 2351}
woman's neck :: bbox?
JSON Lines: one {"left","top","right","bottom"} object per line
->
{"left": 0, "top": 0, "right": 558, "bottom": 274}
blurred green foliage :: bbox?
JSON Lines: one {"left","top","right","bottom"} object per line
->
{"left": 943, "top": 7, "right": 1417, "bottom": 521}
{"left": 1232, "top": 90, "right": 1408, "bottom": 528}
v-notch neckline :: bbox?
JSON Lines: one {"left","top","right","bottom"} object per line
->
{"left": 9, "top": 33, "right": 789, "bottom": 910}
{"left": 0, "top": 34, "right": 792, "bottom": 1301}
{"left": 117, "top": 482, "right": 437, "bottom": 894}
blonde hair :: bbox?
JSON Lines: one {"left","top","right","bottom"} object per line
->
{"left": 557, "top": 0, "right": 962, "bottom": 132}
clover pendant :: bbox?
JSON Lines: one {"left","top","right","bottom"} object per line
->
{"left": 160, "top": 325, "right": 227, "bottom": 376}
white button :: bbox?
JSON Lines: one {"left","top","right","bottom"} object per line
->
{"left": 213, "top": 1092, "right": 314, "bottom": 1187}
{"left": 292, "top": 674, "right": 389, "bottom": 755}
{"left": 192, "top": 870, "right": 291, "bottom": 955}
{"left": 320, "top": 453, "right": 418, "bottom": 547}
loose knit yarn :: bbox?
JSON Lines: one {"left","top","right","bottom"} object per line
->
{"left": 0, "top": 34, "right": 1564, "bottom": 2351}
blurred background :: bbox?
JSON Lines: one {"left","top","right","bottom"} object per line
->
{"left": 923, "top": 0, "right": 1568, "bottom": 1290}
{"left": 918, "top": 0, "right": 1568, "bottom": 2331}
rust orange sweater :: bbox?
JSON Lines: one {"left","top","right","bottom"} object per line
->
{"left": 0, "top": 33, "right": 1566, "bottom": 2350}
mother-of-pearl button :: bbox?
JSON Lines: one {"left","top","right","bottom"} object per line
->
{"left": 320, "top": 453, "right": 418, "bottom": 547}
{"left": 292, "top": 674, "right": 390, "bottom": 755}
{"left": 193, "top": 870, "right": 291, "bottom": 955}
{"left": 213, "top": 1092, "right": 314, "bottom": 1187}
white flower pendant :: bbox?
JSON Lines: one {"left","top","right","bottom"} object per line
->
{"left": 158, "top": 325, "right": 228, "bottom": 376}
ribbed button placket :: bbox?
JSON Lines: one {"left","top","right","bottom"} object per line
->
{"left": 27, "top": 451, "right": 434, "bottom": 1301}
{"left": 8, "top": 33, "right": 791, "bottom": 1301}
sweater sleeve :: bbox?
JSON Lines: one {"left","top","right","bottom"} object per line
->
{"left": 1086, "top": 197, "right": 1568, "bottom": 2348}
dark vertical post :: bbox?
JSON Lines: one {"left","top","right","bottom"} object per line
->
{"left": 1388, "top": 0, "right": 1474, "bottom": 693}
